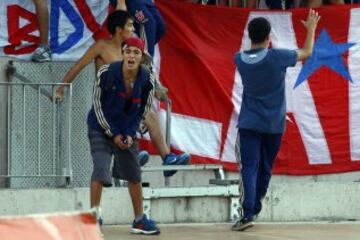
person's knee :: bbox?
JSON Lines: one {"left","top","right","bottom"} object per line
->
{"left": 144, "top": 110, "right": 159, "bottom": 128}
{"left": 127, "top": 174, "right": 142, "bottom": 185}
{"left": 128, "top": 180, "right": 141, "bottom": 185}
{"left": 155, "top": 18, "right": 166, "bottom": 42}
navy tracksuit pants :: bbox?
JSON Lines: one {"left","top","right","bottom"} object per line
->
{"left": 235, "top": 128, "right": 283, "bottom": 220}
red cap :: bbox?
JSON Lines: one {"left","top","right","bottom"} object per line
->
{"left": 122, "top": 37, "right": 145, "bottom": 53}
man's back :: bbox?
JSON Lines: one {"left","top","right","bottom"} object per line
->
{"left": 234, "top": 48, "right": 297, "bottom": 133}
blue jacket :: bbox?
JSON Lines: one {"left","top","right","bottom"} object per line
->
{"left": 87, "top": 61, "right": 153, "bottom": 138}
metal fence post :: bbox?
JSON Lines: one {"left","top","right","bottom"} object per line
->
{"left": 0, "top": 65, "right": 9, "bottom": 187}
{"left": 164, "top": 99, "right": 172, "bottom": 186}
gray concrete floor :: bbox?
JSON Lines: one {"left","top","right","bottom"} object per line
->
{"left": 103, "top": 222, "right": 360, "bottom": 240}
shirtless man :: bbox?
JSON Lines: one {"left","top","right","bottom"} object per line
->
{"left": 56, "top": 11, "right": 133, "bottom": 91}
{"left": 56, "top": 10, "right": 189, "bottom": 174}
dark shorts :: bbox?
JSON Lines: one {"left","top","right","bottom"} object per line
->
{"left": 88, "top": 128, "right": 141, "bottom": 187}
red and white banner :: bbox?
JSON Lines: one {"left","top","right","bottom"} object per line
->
{"left": 1, "top": 0, "right": 360, "bottom": 174}
{"left": 153, "top": 0, "right": 360, "bottom": 175}
{"left": 0, "top": 0, "right": 109, "bottom": 60}
{"left": 0, "top": 211, "right": 101, "bottom": 240}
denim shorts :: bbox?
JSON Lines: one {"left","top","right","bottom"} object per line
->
{"left": 88, "top": 128, "right": 141, "bottom": 186}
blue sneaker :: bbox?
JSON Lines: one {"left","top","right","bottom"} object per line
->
{"left": 163, "top": 153, "right": 190, "bottom": 177}
{"left": 131, "top": 214, "right": 160, "bottom": 235}
{"left": 139, "top": 150, "right": 149, "bottom": 166}
{"left": 98, "top": 217, "right": 103, "bottom": 226}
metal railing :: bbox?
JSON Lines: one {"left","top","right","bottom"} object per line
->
{"left": 165, "top": 99, "right": 172, "bottom": 148}
{"left": 0, "top": 63, "right": 73, "bottom": 187}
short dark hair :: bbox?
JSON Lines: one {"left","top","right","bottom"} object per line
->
{"left": 107, "top": 10, "right": 132, "bottom": 35}
{"left": 248, "top": 17, "right": 271, "bottom": 44}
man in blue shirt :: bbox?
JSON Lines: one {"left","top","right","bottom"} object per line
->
{"left": 232, "top": 10, "right": 320, "bottom": 231}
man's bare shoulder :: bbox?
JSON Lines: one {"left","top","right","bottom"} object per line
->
{"left": 96, "top": 39, "right": 115, "bottom": 48}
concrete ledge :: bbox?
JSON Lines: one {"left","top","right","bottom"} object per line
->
{"left": 264, "top": 182, "right": 360, "bottom": 222}
{"left": 0, "top": 182, "right": 359, "bottom": 224}
{"left": 102, "top": 223, "right": 360, "bottom": 240}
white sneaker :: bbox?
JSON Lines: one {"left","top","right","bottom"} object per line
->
{"left": 32, "top": 44, "right": 52, "bottom": 62}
